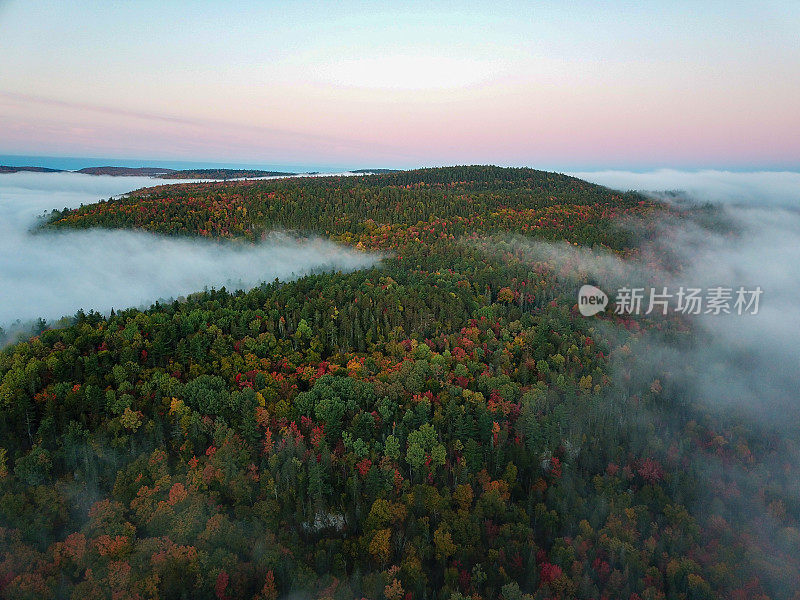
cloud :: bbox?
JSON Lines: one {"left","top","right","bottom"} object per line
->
{"left": 570, "top": 168, "right": 800, "bottom": 207}
{"left": 503, "top": 171, "right": 800, "bottom": 593}
{"left": 557, "top": 170, "right": 800, "bottom": 425}
{"left": 668, "top": 206, "right": 800, "bottom": 421}
{"left": 0, "top": 172, "right": 379, "bottom": 327}
{"left": 503, "top": 203, "right": 800, "bottom": 428}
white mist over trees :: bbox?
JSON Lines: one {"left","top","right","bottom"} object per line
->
{"left": 519, "top": 170, "right": 800, "bottom": 594}
{"left": 569, "top": 169, "right": 800, "bottom": 425}
{"left": 0, "top": 172, "right": 378, "bottom": 326}
{"left": 572, "top": 169, "right": 800, "bottom": 207}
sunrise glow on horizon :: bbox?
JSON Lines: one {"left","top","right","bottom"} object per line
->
{"left": 1, "top": 0, "right": 798, "bottom": 170}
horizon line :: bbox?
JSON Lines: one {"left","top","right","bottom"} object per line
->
{"left": 1, "top": 153, "right": 799, "bottom": 175}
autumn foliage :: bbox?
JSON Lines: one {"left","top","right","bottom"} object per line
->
{"left": 0, "top": 167, "right": 794, "bottom": 598}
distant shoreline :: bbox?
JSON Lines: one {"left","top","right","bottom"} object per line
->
{"left": 0, "top": 165, "right": 64, "bottom": 174}
{"left": 0, "top": 165, "right": 401, "bottom": 178}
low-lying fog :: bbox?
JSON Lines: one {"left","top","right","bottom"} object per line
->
{"left": 564, "top": 169, "right": 800, "bottom": 593}
{"left": 0, "top": 172, "right": 378, "bottom": 328}
{"left": 571, "top": 168, "right": 800, "bottom": 207}
{"left": 566, "top": 169, "right": 800, "bottom": 426}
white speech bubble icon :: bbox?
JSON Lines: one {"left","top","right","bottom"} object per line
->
{"left": 578, "top": 285, "right": 608, "bottom": 316}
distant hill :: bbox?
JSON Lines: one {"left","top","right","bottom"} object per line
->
{"left": 76, "top": 166, "right": 177, "bottom": 176}
{"left": 3, "top": 164, "right": 301, "bottom": 179}
{"left": 0, "top": 165, "right": 64, "bottom": 173}
{"left": 158, "top": 168, "right": 296, "bottom": 180}
{"left": 350, "top": 168, "right": 401, "bottom": 174}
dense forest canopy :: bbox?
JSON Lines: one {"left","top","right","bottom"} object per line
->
{"left": 45, "top": 166, "right": 649, "bottom": 248}
{"left": 1, "top": 166, "right": 796, "bottom": 599}
{"left": 156, "top": 169, "right": 297, "bottom": 180}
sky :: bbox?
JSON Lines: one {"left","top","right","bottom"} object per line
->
{"left": 1, "top": 0, "right": 798, "bottom": 171}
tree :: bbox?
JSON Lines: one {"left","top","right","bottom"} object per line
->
{"left": 433, "top": 524, "right": 456, "bottom": 563}
{"left": 368, "top": 528, "right": 392, "bottom": 565}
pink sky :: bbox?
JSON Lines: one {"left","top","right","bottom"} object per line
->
{"left": 1, "top": 1, "right": 798, "bottom": 169}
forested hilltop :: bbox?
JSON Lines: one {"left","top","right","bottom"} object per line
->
{"left": 73, "top": 167, "right": 296, "bottom": 179}
{"left": 45, "top": 166, "right": 646, "bottom": 247}
{"left": 1, "top": 166, "right": 794, "bottom": 599}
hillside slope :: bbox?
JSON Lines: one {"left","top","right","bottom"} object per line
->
{"left": 1, "top": 167, "right": 791, "bottom": 599}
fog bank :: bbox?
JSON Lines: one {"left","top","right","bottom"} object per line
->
{"left": 571, "top": 168, "right": 800, "bottom": 207}
{"left": 525, "top": 170, "right": 800, "bottom": 426}
{"left": 0, "top": 172, "right": 378, "bottom": 326}
{"left": 515, "top": 170, "right": 800, "bottom": 593}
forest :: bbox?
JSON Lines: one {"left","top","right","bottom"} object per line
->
{"left": 1, "top": 166, "right": 797, "bottom": 599}
{"left": 156, "top": 169, "right": 297, "bottom": 180}
{"left": 70, "top": 167, "right": 297, "bottom": 179}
